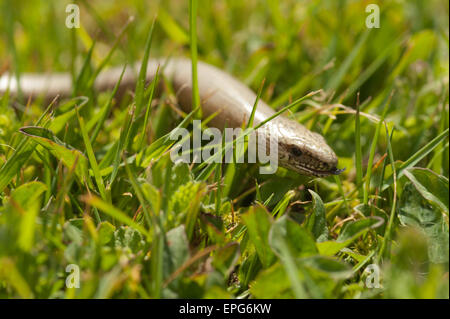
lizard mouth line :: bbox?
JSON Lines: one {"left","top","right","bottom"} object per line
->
{"left": 298, "top": 165, "right": 346, "bottom": 177}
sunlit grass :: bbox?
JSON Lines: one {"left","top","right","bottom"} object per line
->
{"left": 0, "top": 0, "right": 448, "bottom": 299}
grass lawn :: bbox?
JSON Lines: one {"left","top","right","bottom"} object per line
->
{"left": 0, "top": 0, "right": 448, "bottom": 299}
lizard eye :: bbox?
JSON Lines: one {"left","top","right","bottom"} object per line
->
{"left": 290, "top": 147, "right": 303, "bottom": 157}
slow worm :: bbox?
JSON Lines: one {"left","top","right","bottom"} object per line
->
{"left": 0, "top": 58, "right": 342, "bottom": 176}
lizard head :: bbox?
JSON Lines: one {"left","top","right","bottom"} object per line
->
{"left": 270, "top": 117, "right": 344, "bottom": 177}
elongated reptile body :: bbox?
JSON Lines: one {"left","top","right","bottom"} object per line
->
{"left": 0, "top": 58, "right": 341, "bottom": 176}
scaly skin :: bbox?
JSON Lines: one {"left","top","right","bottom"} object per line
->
{"left": 0, "top": 58, "right": 342, "bottom": 176}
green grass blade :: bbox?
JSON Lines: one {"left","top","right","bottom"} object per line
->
{"left": 73, "top": 40, "right": 95, "bottom": 96}
{"left": 325, "top": 30, "right": 370, "bottom": 92}
{"left": 138, "top": 65, "right": 160, "bottom": 161}
{"left": 377, "top": 126, "right": 397, "bottom": 261}
{"left": 76, "top": 107, "right": 107, "bottom": 203}
{"left": 90, "top": 64, "right": 127, "bottom": 144}
{"left": 364, "top": 92, "right": 392, "bottom": 204}
{"left": 83, "top": 195, "right": 151, "bottom": 239}
{"left": 135, "top": 17, "right": 156, "bottom": 115}
{"left": 189, "top": 0, "right": 201, "bottom": 117}
{"left": 382, "top": 128, "right": 449, "bottom": 190}
{"left": 355, "top": 97, "right": 363, "bottom": 199}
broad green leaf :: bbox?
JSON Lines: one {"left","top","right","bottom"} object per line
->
{"left": 268, "top": 215, "right": 317, "bottom": 298}
{"left": 212, "top": 242, "right": 240, "bottom": 277}
{"left": 200, "top": 213, "right": 225, "bottom": 244}
{"left": 250, "top": 256, "right": 350, "bottom": 298}
{"left": 114, "top": 226, "right": 145, "bottom": 254}
{"left": 9, "top": 181, "right": 47, "bottom": 252}
{"left": 142, "top": 183, "right": 162, "bottom": 217}
{"left": 241, "top": 206, "right": 276, "bottom": 268}
{"left": 167, "top": 180, "right": 205, "bottom": 238}
{"left": 337, "top": 217, "right": 384, "bottom": 242}
{"left": 383, "top": 228, "right": 448, "bottom": 298}
{"left": 301, "top": 256, "right": 352, "bottom": 280}
{"left": 269, "top": 215, "right": 318, "bottom": 258}
{"left": 168, "top": 162, "right": 193, "bottom": 195}
{"left": 403, "top": 168, "right": 448, "bottom": 214}
{"left": 238, "top": 253, "right": 262, "bottom": 289}
{"left": 98, "top": 221, "right": 116, "bottom": 246}
{"left": 398, "top": 183, "right": 449, "bottom": 263}
{"left": 306, "top": 190, "right": 328, "bottom": 242}
{"left": 250, "top": 262, "right": 296, "bottom": 299}
{"left": 163, "top": 225, "right": 190, "bottom": 280}
{"left": 64, "top": 219, "right": 84, "bottom": 246}
{"left": 317, "top": 217, "right": 383, "bottom": 256}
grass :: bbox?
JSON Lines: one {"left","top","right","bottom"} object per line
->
{"left": 0, "top": 0, "right": 449, "bottom": 299}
